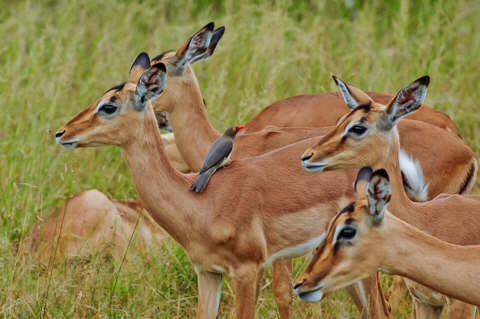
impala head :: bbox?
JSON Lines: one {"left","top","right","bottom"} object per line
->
{"left": 149, "top": 21, "right": 225, "bottom": 113}
{"left": 294, "top": 167, "right": 392, "bottom": 302}
{"left": 301, "top": 75, "right": 430, "bottom": 172}
{"left": 56, "top": 54, "right": 167, "bottom": 148}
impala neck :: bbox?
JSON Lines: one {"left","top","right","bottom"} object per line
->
{"left": 168, "top": 72, "right": 220, "bottom": 171}
{"left": 122, "top": 107, "right": 198, "bottom": 246}
{"left": 370, "top": 130, "right": 420, "bottom": 225}
{"left": 383, "top": 213, "right": 480, "bottom": 306}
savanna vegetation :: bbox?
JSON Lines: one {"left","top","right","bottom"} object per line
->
{"left": 1, "top": 0, "right": 479, "bottom": 317}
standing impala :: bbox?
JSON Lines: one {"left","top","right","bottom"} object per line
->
{"left": 294, "top": 167, "right": 480, "bottom": 307}
{"left": 301, "top": 76, "right": 479, "bottom": 318}
{"left": 147, "top": 22, "right": 477, "bottom": 317}
{"left": 56, "top": 60, "right": 408, "bottom": 318}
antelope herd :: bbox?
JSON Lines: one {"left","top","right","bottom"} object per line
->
{"left": 17, "top": 20, "right": 475, "bottom": 318}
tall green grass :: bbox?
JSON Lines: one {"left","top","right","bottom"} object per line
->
{"left": 0, "top": 0, "right": 478, "bottom": 317}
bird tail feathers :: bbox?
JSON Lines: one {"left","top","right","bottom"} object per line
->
{"left": 190, "top": 167, "right": 217, "bottom": 193}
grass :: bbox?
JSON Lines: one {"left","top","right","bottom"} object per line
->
{"left": 0, "top": 0, "right": 479, "bottom": 317}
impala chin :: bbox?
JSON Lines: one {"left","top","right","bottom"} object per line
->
{"left": 57, "top": 138, "right": 80, "bottom": 149}
{"left": 301, "top": 160, "right": 328, "bottom": 172}
{"left": 295, "top": 286, "right": 324, "bottom": 302}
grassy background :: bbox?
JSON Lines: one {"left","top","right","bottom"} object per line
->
{"left": 1, "top": 0, "right": 479, "bottom": 317}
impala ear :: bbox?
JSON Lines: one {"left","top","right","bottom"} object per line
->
{"left": 135, "top": 63, "right": 167, "bottom": 111}
{"left": 190, "top": 26, "right": 225, "bottom": 64}
{"left": 129, "top": 52, "right": 151, "bottom": 83}
{"left": 354, "top": 166, "right": 373, "bottom": 198}
{"left": 175, "top": 22, "right": 215, "bottom": 68}
{"left": 383, "top": 76, "right": 430, "bottom": 129}
{"left": 366, "top": 169, "right": 391, "bottom": 225}
{"left": 332, "top": 75, "right": 373, "bottom": 109}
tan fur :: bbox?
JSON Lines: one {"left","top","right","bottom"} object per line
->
{"left": 294, "top": 194, "right": 480, "bottom": 306}
{"left": 301, "top": 79, "right": 480, "bottom": 315}
{"left": 21, "top": 190, "right": 166, "bottom": 264}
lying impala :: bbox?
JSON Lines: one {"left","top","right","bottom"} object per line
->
{"left": 148, "top": 23, "right": 477, "bottom": 317}
{"left": 22, "top": 189, "right": 166, "bottom": 264}
{"left": 294, "top": 167, "right": 480, "bottom": 307}
{"left": 301, "top": 76, "right": 479, "bottom": 318}
{"left": 22, "top": 112, "right": 177, "bottom": 265}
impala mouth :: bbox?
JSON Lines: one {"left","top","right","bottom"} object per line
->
{"left": 56, "top": 138, "right": 80, "bottom": 149}
{"left": 301, "top": 160, "right": 328, "bottom": 172}
{"left": 295, "top": 286, "right": 324, "bottom": 303}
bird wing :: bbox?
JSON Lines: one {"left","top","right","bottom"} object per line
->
{"left": 199, "top": 138, "right": 233, "bottom": 173}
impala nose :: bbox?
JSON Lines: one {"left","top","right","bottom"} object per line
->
{"left": 301, "top": 153, "right": 313, "bottom": 162}
{"left": 293, "top": 282, "right": 303, "bottom": 290}
{"left": 56, "top": 130, "right": 65, "bottom": 138}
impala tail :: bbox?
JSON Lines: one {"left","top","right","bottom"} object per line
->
{"left": 399, "top": 150, "right": 429, "bottom": 202}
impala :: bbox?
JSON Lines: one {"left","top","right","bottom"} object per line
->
{"left": 22, "top": 189, "right": 166, "bottom": 264}
{"left": 56, "top": 60, "right": 406, "bottom": 318}
{"left": 294, "top": 167, "right": 480, "bottom": 307}
{"left": 301, "top": 75, "right": 479, "bottom": 318}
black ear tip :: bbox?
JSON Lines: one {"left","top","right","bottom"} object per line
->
{"left": 131, "top": 52, "right": 151, "bottom": 70}
{"left": 332, "top": 75, "right": 341, "bottom": 85}
{"left": 153, "top": 62, "right": 167, "bottom": 73}
{"left": 205, "top": 22, "right": 215, "bottom": 30}
{"left": 354, "top": 166, "right": 373, "bottom": 190}
{"left": 372, "top": 169, "right": 389, "bottom": 181}
{"left": 215, "top": 26, "right": 226, "bottom": 34}
{"left": 417, "top": 75, "right": 430, "bottom": 86}
{"left": 358, "top": 166, "right": 373, "bottom": 179}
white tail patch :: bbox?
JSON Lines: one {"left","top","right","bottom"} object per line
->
{"left": 399, "top": 149, "right": 429, "bottom": 202}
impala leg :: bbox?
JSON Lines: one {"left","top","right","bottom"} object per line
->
{"left": 349, "top": 274, "right": 391, "bottom": 319}
{"left": 411, "top": 301, "right": 443, "bottom": 319}
{"left": 386, "top": 276, "right": 409, "bottom": 315}
{"left": 234, "top": 264, "right": 261, "bottom": 319}
{"left": 344, "top": 285, "right": 368, "bottom": 316}
{"left": 404, "top": 279, "right": 445, "bottom": 319}
{"left": 272, "top": 259, "right": 293, "bottom": 319}
{"left": 196, "top": 270, "right": 223, "bottom": 319}
{"left": 446, "top": 298, "right": 476, "bottom": 319}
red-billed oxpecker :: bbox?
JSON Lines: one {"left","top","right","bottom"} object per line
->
{"left": 190, "top": 125, "right": 245, "bottom": 192}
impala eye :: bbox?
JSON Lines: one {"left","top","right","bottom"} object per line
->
{"left": 349, "top": 125, "right": 367, "bottom": 136}
{"left": 99, "top": 104, "right": 118, "bottom": 115}
{"left": 338, "top": 227, "right": 356, "bottom": 240}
